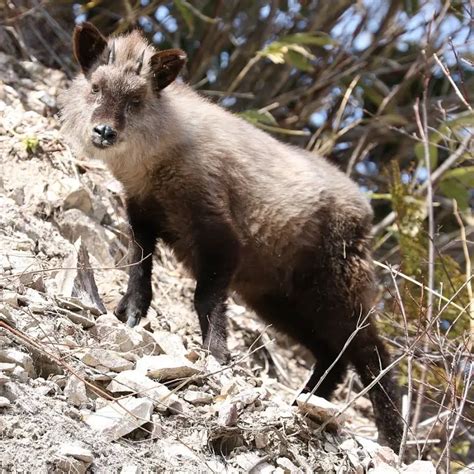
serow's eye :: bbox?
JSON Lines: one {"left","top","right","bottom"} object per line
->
{"left": 129, "top": 98, "right": 142, "bottom": 109}
{"left": 91, "top": 84, "right": 100, "bottom": 94}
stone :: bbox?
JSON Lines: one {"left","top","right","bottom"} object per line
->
{"left": 12, "top": 366, "right": 29, "bottom": 382}
{"left": 81, "top": 349, "right": 134, "bottom": 373}
{"left": 156, "top": 440, "right": 198, "bottom": 462}
{"left": 255, "top": 432, "right": 269, "bottom": 449}
{"left": 230, "top": 388, "right": 263, "bottom": 408}
{"left": 54, "top": 238, "right": 106, "bottom": 316}
{"left": 217, "top": 402, "right": 238, "bottom": 427}
{"left": 296, "top": 393, "right": 346, "bottom": 426}
{"left": 121, "top": 465, "right": 141, "bottom": 474}
{"left": 183, "top": 390, "right": 213, "bottom": 405}
{"left": 403, "top": 460, "right": 436, "bottom": 473}
{"left": 371, "top": 445, "right": 398, "bottom": 468}
{"left": 340, "top": 439, "right": 362, "bottom": 472}
{"left": 107, "top": 370, "right": 182, "bottom": 413}
{"left": 234, "top": 453, "right": 266, "bottom": 471}
{"left": 64, "top": 376, "right": 88, "bottom": 407}
{"left": 0, "top": 363, "right": 16, "bottom": 373}
{"left": 0, "top": 372, "right": 9, "bottom": 385}
{"left": 151, "top": 331, "right": 187, "bottom": 358}
{"left": 0, "top": 304, "right": 15, "bottom": 325}
{"left": 58, "top": 307, "right": 95, "bottom": 329}
{"left": 58, "top": 442, "right": 93, "bottom": 463}
{"left": 0, "top": 349, "right": 35, "bottom": 377}
{"left": 251, "top": 463, "right": 275, "bottom": 474}
{"left": 370, "top": 463, "right": 399, "bottom": 473}
{"left": 1, "top": 291, "right": 18, "bottom": 307}
{"left": 54, "top": 456, "right": 88, "bottom": 474}
{"left": 63, "top": 186, "right": 93, "bottom": 215}
{"left": 151, "top": 414, "right": 163, "bottom": 439}
{"left": 136, "top": 355, "right": 200, "bottom": 381}
{"left": 0, "top": 396, "right": 11, "bottom": 408}
{"left": 276, "top": 457, "right": 301, "bottom": 473}
{"left": 58, "top": 209, "right": 116, "bottom": 267}
{"left": 84, "top": 397, "right": 153, "bottom": 441}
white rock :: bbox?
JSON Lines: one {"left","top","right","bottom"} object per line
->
{"left": 370, "top": 463, "right": 399, "bottom": 473}
{"left": 151, "top": 414, "right": 163, "bottom": 439}
{"left": 64, "top": 376, "right": 88, "bottom": 407}
{"left": 0, "top": 349, "right": 35, "bottom": 377}
{"left": 81, "top": 349, "right": 134, "bottom": 372}
{"left": 121, "top": 464, "right": 141, "bottom": 474}
{"left": 230, "top": 388, "right": 262, "bottom": 408}
{"left": 12, "top": 366, "right": 29, "bottom": 382}
{"left": 156, "top": 439, "right": 199, "bottom": 462}
{"left": 255, "top": 432, "right": 269, "bottom": 449}
{"left": 0, "top": 362, "right": 17, "bottom": 373}
{"left": 106, "top": 370, "right": 182, "bottom": 413}
{"left": 0, "top": 396, "right": 11, "bottom": 408}
{"left": 371, "top": 446, "right": 398, "bottom": 469}
{"left": 234, "top": 453, "right": 265, "bottom": 471}
{"left": 94, "top": 324, "right": 161, "bottom": 356}
{"left": 151, "top": 331, "right": 187, "bottom": 358}
{"left": 0, "top": 304, "right": 15, "bottom": 324}
{"left": 95, "top": 314, "right": 121, "bottom": 326}
{"left": 63, "top": 186, "right": 93, "bottom": 215}
{"left": 183, "top": 390, "right": 213, "bottom": 405}
{"left": 276, "top": 457, "right": 301, "bottom": 473}
{"left": 55, "top": 456, "right": 87, "bottom": 474}
{"left": 0, "top": 372, "right": 10, "bottom": 385}
{"left": 58, "top": 442, "right": 93, "bottom": 463}
{"left": 403, "top": 460, "right": 436, "bottom": 473}
{"left": 296, "top": 393, "right": 346, "bottom": 425}
{"left": 1, "top": 291, "right": 18, "bottom": 307}
{"left": 218, "top": 402, "right": 238, "bottom": 427}
{"left": 84, "top": 397, "right": 153, "bottom": 441}
{"left": 136, "top": 355, "right": 200, "bottom": 381}
{"left": 251, "top": 462, "right": 275, "bottom": 474}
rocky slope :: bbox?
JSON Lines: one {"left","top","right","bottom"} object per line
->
{"left": 0, "top": 52, "right": 434, "bottom": 473}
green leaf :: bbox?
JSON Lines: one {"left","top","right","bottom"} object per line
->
{"left": 285, "top": 49, "right": 314, "bottom": 72}
{"left": 414, "top": 111, "right": 473, "bottom": 169}
{"left": 174, "top": 0, "right": 194, "bottom": 34}
{"left": 439, "top": 166, "right": 474, "bottom": 210}
{"left": 22, "top": 136, "right": 40, "bottom": 154}
{"left": 258, "top": 42, "right": 315, "bottom": 71}
{"left": 279, "top": 32, "right": 336, "bottom": 47}
{"left": 239, "top": 109, "right": 278, "bottom": 126}
{"left": 414, "top": 139, "right": 439, "bottom": 169}
{"left": 239, "top": 109, "right": 309, "bottom": 136}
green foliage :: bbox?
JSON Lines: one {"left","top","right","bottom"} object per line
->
{"left": 257, "top": 32, "right": 334, "bottom": 72}
{"left": 439, "top": 166, "right": 474, "bottom": 211}
{"left": 22, "top": 136, "right": 40, "bottom": 155}
{"left": 414, "top": 111, "right": 474, "bottom": 169}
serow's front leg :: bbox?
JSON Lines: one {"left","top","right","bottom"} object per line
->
{"left": 115, "top": 200, "right": 157, "bottom": 327}
{"left": 193, "top": 219, "right": 240, "bottom": 363}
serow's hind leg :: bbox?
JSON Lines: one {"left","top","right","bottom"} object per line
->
{"left": 351, "top": 325, "right": 403, "bottom": 452}
{"left": 302, "top": 342, "right": 348, "bottom": 399}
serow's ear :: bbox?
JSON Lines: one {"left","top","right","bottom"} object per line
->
{"left": 150, "top": 49, "right": 187, "bottom": 92}
{"left": 73, "top": 22, "right": 108, "bottom": 75}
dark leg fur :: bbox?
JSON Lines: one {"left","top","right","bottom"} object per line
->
{"left": 350, "top": 326, "right": 403, "bottom": 451}
{"left": 302, "top": 343, "right": 348, "bottom": 399}
{"left": 191, "top": 210, "right": 240, "bottom": 362}
{"left": 194, "top": 282, "right": 229, "bottom": 362}
{"left": 249, "top": 283, "right": 402, "bottom": 451}
{"left": 115, "top": 198, "right": 158, "bottom": 327}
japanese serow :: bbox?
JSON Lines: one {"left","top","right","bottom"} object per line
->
{"left": 60, "top": 23, "right": 403, "bottom": 450}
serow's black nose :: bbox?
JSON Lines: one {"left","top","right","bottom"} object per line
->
{"left": 93, "top": 124, "right": 117, "bottom": 145}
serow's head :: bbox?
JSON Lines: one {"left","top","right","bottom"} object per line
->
{"left": 61, "top": 22, "right": 186, "bottom": 154}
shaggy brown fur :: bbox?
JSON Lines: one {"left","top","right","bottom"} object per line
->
{"left": 60, "top": 23, "right": 403, "bottom": 451}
